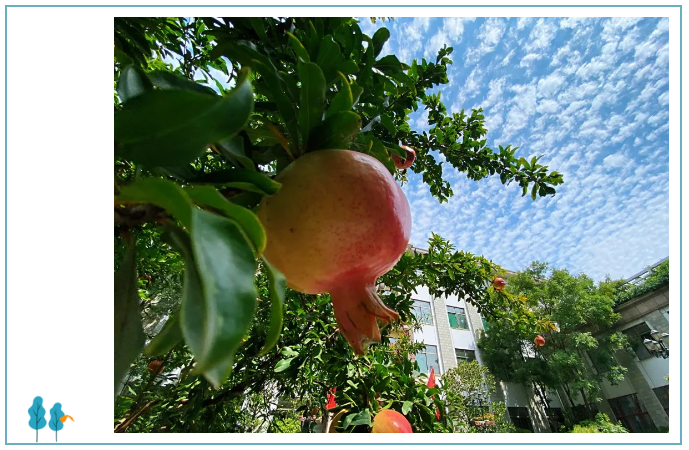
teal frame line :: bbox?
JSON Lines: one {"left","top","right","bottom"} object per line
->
{"left": 4, "top": 4, "right": 681, "bottom": 445}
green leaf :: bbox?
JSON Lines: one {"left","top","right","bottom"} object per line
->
{"left": 248, "top": 17, "right": 269, "bottom": 42}
{"left": 215, "top": 135, "right": 256, "bottom": 170}
{"left": 191, "top": 168, "right": 281, "bottom": 195}
{"left": 117, "top": 65, "right": 153, "bottom": 103}
{"left": 114, "top": 238, "right": 145, "bottom": 396}
{"left": 350, "top": 84, "right": 364, "bottom": 107}
{"left": 402, "top": 401, "right": 413, "bottom": 415}
{"left": 145, "top": 314, "right": 183, "bottom": 357}
{"left": 166, "top": 211, "right": 258, "bottom": 388}
{"left": 298, "top": 62, "right": 327, "bottom": 149}
{"left": 115, "top": 71, "right": 254, "bottom": 167}
{"left": 216, "top": 42, "right": 299, "bottom": 150}
{"left": 274, "top": 358, "right": 294, "bottom": 373}
{"left": 344, "top": 410, "right": 371, "bottom": 428}
{"left": 117, "top": 178, "right": 193, "bottom": 229}
{"left": 373, "top": 54, "right": 405, "bottom": 76}
{"left": 148, "top": 70, "right": 217, "bottom": 95}
{"left": 286, "top": 31, "right": 310, "bottom": 62}
{"left": 380, "top": 114, "right": 396, "bottom": 136}
{"left": 334, "top": 59, "right": 359, "bottom": 75}
{"left": 315, "top": 35, "right": 342, "bottom": 83}
{"left": 308, "top": 111, "right": 361, "bottom": 151}
{"left": 281, "top": 347, "right": 299, "bottom": 357}
{"left": 183, "top": 185, "right": 267, "bottom": 254}
{"left": 367, "top": 137, "right": 395, "bottom": 173}
{"left": 371, "top": 27, "right": 390, "bottom": 58}
{"left": 326, "top": 72, "right": 354, "bottom": 119}
{"left": 257, "top": 259, "right": 286, "bottom": 357}
{"left": 531, "top": 183, "right": 538, "bottom": 201}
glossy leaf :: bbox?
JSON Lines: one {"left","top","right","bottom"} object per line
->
{"left": 298, "top": 62, "right": 327, "bottom": 149}
{"left": 117, "top": 178, "right": 192, "bottom": 229}
{"left": 308, "top": 111, "right": 361, "bottom": 151}
{"left": 144, "top": 314, "right": 183, "bottom": 357}
{"left": 174, "top": 210, "right": 258, "bottom": 387}
{"left": 183, "top": 185, "right": 267, "bottom": 254}
{"left": 117, "top": 65, "right": 152, "bottom": 103}
{"left": 215, "top": 135, "right": 256, "bottom": 170}
{"left": 274, "top": 358, "right": 294, "bottom": 373}
{"left": 371, "top": 27, "right": 390, "bottom": 58}
{"left": 148, "top": 70, "right": 217, "bottom": 95}
{"left": 286, "top": 31, "right": 310, "bottom": 62}
{"left": 114, "top": 239, "right": 145, "bottom": 396}
{"left": 402, "top": 401, "right": 413, "bottom": 415}
{"left": 326, "top": 72, "right": 354, "bottom": 119}
{"left": 115, "top": 72, "right": 253, "bottom": 167}
{"left": 373, "top": 54, "right": 406, "bottom": 76}
{"left": 257, "top": 259, "right": 286, "bottom": 357}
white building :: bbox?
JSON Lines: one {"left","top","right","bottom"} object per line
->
{"left": 403, "top": 249, "right": 670, "bottom": 433}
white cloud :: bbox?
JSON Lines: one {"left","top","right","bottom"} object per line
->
{"left": 519, "top": 52, "right": 545, "bottom": 68}
{"left": 464, "top": 18, "right": 507, "bottom": 65}
{"left": 537, "top": 73, "right": 565, "bottom": 97}
{"left": 517, "top": 17, "right": 533, "bottom": 30}
{"left": 537, "top": 99, "right": 560, "bottom": 114}
{"left": 443, "top": 17, "right": 475, "bottom": 41}
{"left": 525, "top": 18, "right": 558, "bottom": 52}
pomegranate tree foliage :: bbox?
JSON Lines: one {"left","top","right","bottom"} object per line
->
{"left": 477, "top": 262, "right": 632, "bottom": 426}
{"left": 114, "top": 17, "right": 560, "bottom": 432}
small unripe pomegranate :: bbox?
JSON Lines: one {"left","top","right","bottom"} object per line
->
{"left": 258, "top": 150, "right": 411, "bottom": 354}
{"left": 534, "top": 335, "right": 546, "bottom": 347}
{"left": 392, "top": 145, "right": 416, "bottom": 169}
{"left": 372, "top": 409, "right": 413, "bottom": 433}
{"left": 493, "top": 277, "right": 506, "bottom": 292}
{"left": 147, "top": 360, "right": 164, "bottom": 373}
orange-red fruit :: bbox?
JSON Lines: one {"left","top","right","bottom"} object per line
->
{"left": 534, "top": 335, "right": 546, "bottom": 347}
{"left": 392, "top": 145, "right": 416, "bottom": 170}
{"left": 372, "top": 409, "right": 413, "bottom": 433}
{"left": 258, "top": 150, "right": 411, "bottom": 354}
{"left": 147, "top": 360, "right": 164, "bottom": 373}
{"left": 493, "top": 277, "right": 506, "bottom": 291}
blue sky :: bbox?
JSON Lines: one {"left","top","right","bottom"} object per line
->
{"left": 358, "top": 17, "right": 670, "bottom": 282}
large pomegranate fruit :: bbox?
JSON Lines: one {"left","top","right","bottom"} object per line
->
{"left": 372, "top": 409, "right": 413, "bottom": 433}
{"left": 258, "top": 150, "right": 411, "bottom": 354}
{"left": 534, "top": 335, "right": 546, "bottom": 347}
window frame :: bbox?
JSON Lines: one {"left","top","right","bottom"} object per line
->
{"left": 412, "top": 299, "right": 434, "bottom": 325}
{"left": 447, "top": 305, "right": 469, "bottom": 330}
{"left": 415, "top": 344, "right": 440, "bottom": 375}
{"left": 455, "top": 348, "right": 476, "bottom": 363}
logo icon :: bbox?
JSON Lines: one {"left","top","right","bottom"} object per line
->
{"left": 27, "top": 396, "right": 74, "bottom": 442}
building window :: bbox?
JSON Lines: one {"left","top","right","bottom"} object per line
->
{"left": 447, "top": 306, "right": 468, "bottom": 329}
{"left": 507, "top": 407, "right": 533, "bottom": 432}
{"left": 653, "top": 385, "right": 669, "bottom": 417}
{"left": 481, "top": 317, "right": 490, "bottom": 331}
{"left": 622, "top": 322, "right": 654, "bottom": 361}
{"left": 608, "top": 393, "right": 657, "bottom": 433}
{"left": 455, "top": 348, "right": 476, "bottom": 363}
{"left": 415, "top": 344, "right": 440, "bottom": 375}
{"left": 412, "top": 300, "right": 433, "bottom": 325}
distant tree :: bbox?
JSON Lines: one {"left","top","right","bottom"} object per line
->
{"left": 442, "top": 361, "right": 514, "bottom": 433}
{"left": 27, "top": 396, "right": 47, "bottom": 442}
{"left": 478, "top": 262, "right": 631, "bottom": 424}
